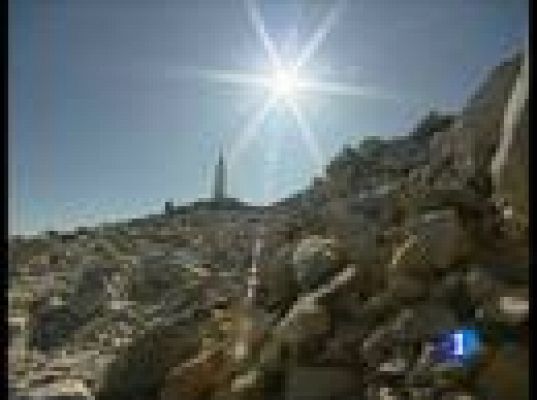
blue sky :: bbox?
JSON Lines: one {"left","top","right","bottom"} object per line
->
{"left": 9, "top": 0, "right": 527, "bottom": 236}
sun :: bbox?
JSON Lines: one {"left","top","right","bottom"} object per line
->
{"left": 203, "top": 0, "right": 356, "bottom": 167}
{"left": 270, "top": 67, "right": 299, "bottom": 98}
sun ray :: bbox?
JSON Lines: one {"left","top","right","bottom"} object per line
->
{"left": 183, "top": 65, "right": 396, "bottom": 102}
{"left": 245, "top": 0, "right": 282, "bottom": 69}
{"left": 196, "top": 0, "right": 399, "bottom": 178}
{"left": 294, "top": 0, "right": 347, "bottom": 70}
{"left": 228, "top": 94, "right": 279, "bottom": 168}
{"left": 298, "top": 78, "right": 398, "bottom": 101}
{"left": 284, "top": 97, "right": 324, "bottom": 174}
{"left": 189, "top": 65, "right": 396, "bottom": 103}
{"left": 195, "top": 68, "right": 271, "bottom": 89}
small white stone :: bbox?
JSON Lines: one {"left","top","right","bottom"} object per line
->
{"left": 503, "top": 206, "right": 514, "bottom": 219}
{"left": 233, "top": 341, "right": 248, "bottom": 360}
{"left": 379, "top": 387, "right": 398, "bottom": 400}
{"left": 454, "top": 395, "right": 474, "bottom": 400}
{"left": 378, "top": 358, "right": 407, "bottom": 373}
{"left": 499, "top": 296, "right": 528, "bottom": 317}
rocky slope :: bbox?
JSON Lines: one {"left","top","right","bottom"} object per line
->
{"left": 8, "top": 50, "right": 528, "bottom": 400}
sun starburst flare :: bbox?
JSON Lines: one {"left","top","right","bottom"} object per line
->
{"left": 271, "top": 67, "right": 299, "bottom": 98}
{"left": 188, "top": 0, "right": 397, "bottom": 173}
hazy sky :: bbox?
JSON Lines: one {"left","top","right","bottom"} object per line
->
{"left": 9, "top": 0, "right": 527, "bottom": 235}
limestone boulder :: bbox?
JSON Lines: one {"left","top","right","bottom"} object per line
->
{"left": 292, "top": 236, "right": 340, "bottom": 292}
{"left": 389, "top": 210, "right": 469, "bottom": 279}
{"left": 428, "top": 52, "right": 525, "bottom": 187}
{"left": 490, "top": 51, "right": 529, "bottom": 222}
{"left": 257, "top": 243, "right": 299, "bottom": 312}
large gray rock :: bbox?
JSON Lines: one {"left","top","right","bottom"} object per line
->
{"left": 429, "top": 52, "right": 525, "bottom": 187}
{"left": 490, "top": 50, "right": 529, "bottom": 220}
{"left": 257, "top": 243, "right": 299, "bottom": 312}
{"left": 392, "top": 210, "right": 469, "bottom": 277}
{"left": 291, "top": 236, "right": 340, "bottom": 292}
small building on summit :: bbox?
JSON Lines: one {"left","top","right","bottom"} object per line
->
{"left": 164, "top": 147, "right": 253, "bottom": 213}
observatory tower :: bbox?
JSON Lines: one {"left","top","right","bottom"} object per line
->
{"left": 213, "top": 148, "right": 226, "bottom": 201}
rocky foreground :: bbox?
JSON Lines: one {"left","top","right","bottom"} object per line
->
{"left": 8, "top": 50, "right": 528, "bottom": 400}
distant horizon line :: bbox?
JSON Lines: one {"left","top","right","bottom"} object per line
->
{"left": 8, "top": 189, "right": 315, "bottom": 239}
